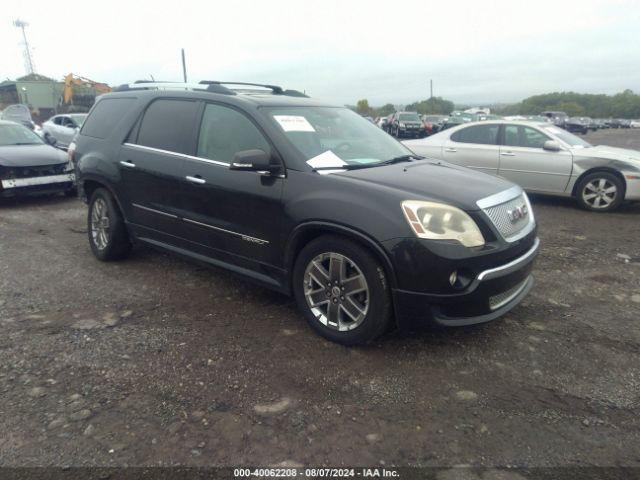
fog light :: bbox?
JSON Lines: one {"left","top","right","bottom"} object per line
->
{"left": 449, "top": 271, "right": 458, "bottom": 286}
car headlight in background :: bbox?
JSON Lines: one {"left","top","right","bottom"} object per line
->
{"left": 399, "top": 122, "right": 406, "bottom": 128}
{"left": 402, "top": 200, "right": 485, "bottom": 247}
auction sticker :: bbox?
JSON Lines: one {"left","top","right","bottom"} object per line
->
{"left": 274, "top": 115, "right": 316, "bottom": 132}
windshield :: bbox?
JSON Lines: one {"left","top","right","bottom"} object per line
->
{"left": 69, "top": 114, "right": 87, "bottom": 127}
{"left": 266, "top": 107, "right": 412, "bottom": 167}
{"left": 398, "top": 113, "right": 421, "bottom": 122}
{"left": 0, "top": 123, "right": 44, "bottom": 146}
{"left": 1, "top": 105, "right": 31, "bottom": 122}
{"left": 541, "top": 125, "right": 591, "bottom": 148}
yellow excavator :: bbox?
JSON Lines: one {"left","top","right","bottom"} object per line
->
{"left": 60, "top": 73, "right": 111, "bottom": 111}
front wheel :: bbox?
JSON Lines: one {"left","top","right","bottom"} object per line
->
{"left": 87, "top": 188, "right": 132, "bottom": 260}
{"left": 293, "top": 236, "right": 392, "bottom": 345}
{"left": 576, "top": 172, "right": 624, "bottom": 212}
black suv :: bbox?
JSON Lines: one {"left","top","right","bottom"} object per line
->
{"left": 388, "top": 112, "right": 425, "bottom": 138}
{"left": 73, "top": 81, "right": 539, "bottom": 345}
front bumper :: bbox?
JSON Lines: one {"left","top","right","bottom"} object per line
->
{"left": 392, "top": 237, "right": 539, "bottom": 329}
{"left": 623, "top": 173, "right": 640, "bottom": 201}
{"left": 0, "top": 173, "right": 75, "bottom": 197}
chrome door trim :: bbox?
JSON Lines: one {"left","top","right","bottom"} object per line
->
{"left": 132, "top": 203, "right": 178, "bottom": 219}
{"left": 123, "top": 142, "right": 228, "bottom": 167}
{"left": 120, "top": 160, "right": 136, "bottom": 168}
{"left": 185, "top": 175, "right": 206, "bottom": 184}
{"left": 183, "top": 218, "right": 269, "bottom": 245}
{"left": 477, "top": 237, "right": 540, "bottom": 281}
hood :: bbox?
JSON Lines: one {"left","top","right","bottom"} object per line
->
{"left": 336, "top": 160, "right": 515, "bottom": 211}
{"left": 574, "top": 145, "right": 640, "bottom": 166}
{"left": 0, "top": 144, "right": 67, "bottom": 167}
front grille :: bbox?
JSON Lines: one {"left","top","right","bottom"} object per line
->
{"left": 489, "top": 278, "right": 529, "bottom": 310}
{"left": 482, "top": 193, "right": 533, "bottom": 241}
{"left": 0, "top": 164, "right": 66, "bottom": 180}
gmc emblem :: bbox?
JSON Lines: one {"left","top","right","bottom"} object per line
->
{"left": 507, "top": 204, "right": 528, "bottom": 223}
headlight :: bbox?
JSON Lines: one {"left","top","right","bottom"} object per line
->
{"left": 399, "top": 122, "right": 406, "bottom": 128}
{"left": 401, "top": 200, "right": 485, "bottom": 247}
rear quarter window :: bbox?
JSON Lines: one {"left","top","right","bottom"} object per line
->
{"left": 81, "top": 98, "right": 136, "bottom": 139}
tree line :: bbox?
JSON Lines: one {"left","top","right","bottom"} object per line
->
{"left": 351, "top": 90, "right": 640, "bottom": 119}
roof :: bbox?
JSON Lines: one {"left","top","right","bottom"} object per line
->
{"left": 102, "top": 84, "right": 338, "bottom": 109}
{"left": 17, "top": 73, "right": 57, "bottom": 82}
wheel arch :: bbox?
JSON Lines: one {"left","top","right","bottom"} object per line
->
{"left": 285, "top": 222, "right": 398, "bottom": 292}
{"left": 82, "top": 176, "right": 128, "bottom": 221}
{"left": 571, "top": 167, "right": 627, "bottom": 198}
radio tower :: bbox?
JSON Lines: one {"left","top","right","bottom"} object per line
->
{"left": 13, "top": 19, "right": 35, "bottom": 75}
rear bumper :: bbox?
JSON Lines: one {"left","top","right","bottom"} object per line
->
{"left": 393, "top": 237, "right": 539, "bottom": 329}
{"left": 0, "top": 173, "right": 75, "bottom": 197}
{"left": 623, "top": 174, "right": 640, "bottom": 201}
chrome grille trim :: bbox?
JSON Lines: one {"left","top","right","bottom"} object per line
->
{"left": 489, "top": 277, "right": 530, "bottom": 311}
{"left": 478, "top": 187, "right": 535, "bottom": 242}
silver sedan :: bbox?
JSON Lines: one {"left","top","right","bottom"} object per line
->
{"left": 404, "top": 120, "right": 640, "bottom": 212}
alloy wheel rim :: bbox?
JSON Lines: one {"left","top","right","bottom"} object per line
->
{"left": 91, "top": 198, "right": 110, "bottom": 250}
{"left": 303, "top": 252, "right": 369, "bottom": 332}
{"left": 582, "top": 178, "right": 617, "bottom": 209}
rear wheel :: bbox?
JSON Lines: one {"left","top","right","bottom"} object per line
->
{"left": 293, "top": 236, "right": 392, "bottom": 345}
{"left": 576, "top": 172, "right": 624, "bottom": 212}
{"left": 87, "top": 188, "right": 132, "bottom": 260}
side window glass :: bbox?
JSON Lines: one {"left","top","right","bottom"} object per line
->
{"left": 503, "top": 125, "right": 520, "bottom": 147}
{"left": 53, "top": 117, "right": 62, "bottom": 125}
{"left": 521, "top": 127, "right": 549, "bottom": 149}
{"left": 136, "top": 99, "right": 199, "bottom": 154}
{"left": 197, "top": 104, "right": 271, "bottom": 163}
{"left": 451, "top": 125, "right": 499, "bottom": 145}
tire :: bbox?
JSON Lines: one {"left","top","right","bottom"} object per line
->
{"left": 575, "top": 171, "right": 624, "bottom": 212}
{"left": 87, "top": 188, "right": 132, "bottom": 261}
{"left": 292, "top": 235, "right": 392, "bottom": 346}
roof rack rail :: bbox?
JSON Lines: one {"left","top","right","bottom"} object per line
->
{"left": 199, "top": 81, "right": 284, "bottom": 94}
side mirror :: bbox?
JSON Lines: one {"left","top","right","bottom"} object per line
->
{"left": 543, "top": 140, "right": 561, "bottom": 152}
{"left": 46, "top": 135, "right": 58, "bottom": 146}
{"left": 230, "top": 149, "right": 276, "bottom": 173}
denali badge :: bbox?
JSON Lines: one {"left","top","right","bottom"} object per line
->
{"left": 507, "top": 204, "right": 528, "bottom": 223}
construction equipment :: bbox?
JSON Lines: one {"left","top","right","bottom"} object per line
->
{"left": 60, "top": 73, "right": 111, "bottom": 112}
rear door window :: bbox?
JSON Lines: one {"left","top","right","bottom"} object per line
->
{"left": 451, "top": 124, "right": 499, "bottom": 145}
{"left": 196, "top": 103, "right": 271, "bottom": 163}
{"left": 135, "top": 99, "right": 200, "bottom": 155}
{"left": 81, "top": 98, "right": 136, "bottom": 139}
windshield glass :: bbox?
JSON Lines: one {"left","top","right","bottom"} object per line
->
{"left": 398, "top": 113, "right": 420, "bottom": 122}
{"left": 541, "top": 125, "right": 591, "bottom": 148}
{"left": 266, "top": 107, "right": 412, "bottom": 167}
{"left": 0, "top": 123, "right": 44, "bottom": 146}
{"left": 70, "top": 114, "right": 87, "bottom": 127}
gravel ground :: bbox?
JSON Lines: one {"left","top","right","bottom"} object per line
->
{"left": 0, "top": 129, "right": 639, "bottom": 468}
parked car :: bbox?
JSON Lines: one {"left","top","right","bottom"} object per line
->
{"left": 619, "top": 119, "right": 632, "bottom": 129}
{"left": 630, "top": 120, "right": 640, "bottom": 128}
{"left": 73, "top": 81, "right": 539, "bottom": 345}
{"left": 0, "top": 120, "right": 76, "bottom": 198}
{"left": 440, "top": 111, "right": 474, "bottom": 131}
{"left": 404, "top": 120, "right": 640, "bottom": 212}
{"left": 540, "top": 111, "right": 569, "bottom": 127}
{"left": 564, "top": 117, "right": 590, "bottom": 134}
{"left": 609, "top": 119, "right": 624, "bottom": 129}
{"left": 376, "top": 116, "right": 388, "bottom": 129}
{"left": 422, "top": 115, "right": 447, "bottom": 135}
{"left": 593, "top": 119, "right": 608, "bottom": 129}
{"left": 0, "top": 104, "right": 37, "bottom": 130}
{"left": 42, "top": 114, "right": 88, "bottom": 149}
{"left": 387, "top": 111, "right": 425, "bottom": 138}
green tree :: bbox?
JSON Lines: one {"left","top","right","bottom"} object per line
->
{"left": 355, "top": 99, "right": 373, "bottom": 116}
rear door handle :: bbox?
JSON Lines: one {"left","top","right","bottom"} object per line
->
{"left": 445, "top": 148, "right": 457, "bottom": 153}
{"left": 500, "top": 152, "right": 516, "bottom": 156}
{"left": 120, "top": 160, "right": 136, "bottom": 168}
{"left": 186, "top": 175, "right": 206, "bottom": 185}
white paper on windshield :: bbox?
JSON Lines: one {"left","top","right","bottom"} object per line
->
{"left": 306, "top": 150, "right": 347, "bottom": 174}
{"left": 273, "top": 115, "right": 316, "bottom": 132}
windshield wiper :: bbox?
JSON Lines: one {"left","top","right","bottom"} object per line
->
{"left": 376, "top": 154, "right": 424, "bottom": 166}
{"left": 14, "top": 142, "right": 41, "bottom": 145}
{"left": 311, "top": 155, "right": 425, "bottom": 172}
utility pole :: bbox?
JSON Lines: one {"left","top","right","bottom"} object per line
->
{"left": 13, "top": 19, "right": 35, "bottom": 75}
{"left": 430, "top": 79, "right": 433, "bottom": 99}
{"left": 181, "top": 49, "right": 187, "bottom": 83}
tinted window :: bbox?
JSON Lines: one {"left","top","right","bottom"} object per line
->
{"left": 451, "top": 124, "right": 499, "bottom": 145}
{"left": 135, "top": 99, "right": 199, "bottom": 154}
{"left": 504, "top": 125, "right": 550, "bottom": 149}
{"left": 197, "top": 104, "right": 270, "bottom": 163}
{"left": 81, "top": 98, "right": 136, "bottom": 139}
{"left": 53, "top": 116, "right": 63, "bottom": 125}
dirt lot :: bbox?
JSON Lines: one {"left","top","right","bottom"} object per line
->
{"left": 0, "top": 129, "right": 639, "bottom": 469}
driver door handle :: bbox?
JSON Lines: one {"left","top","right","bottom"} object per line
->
{"left": 445, "top": 148, "right": 457, "bottom": 153}
{"left": 120, "top": 160, "right": 136, "bottom": 168}
{"left": 500, "top": 152, "right": 516, "bottom": 156}
{"left": 186, "top": 175, "right": 206, "bottom": 185}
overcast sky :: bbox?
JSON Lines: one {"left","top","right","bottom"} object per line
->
{"left": 2, "top": 0, "right": 639, "bottom": 106}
